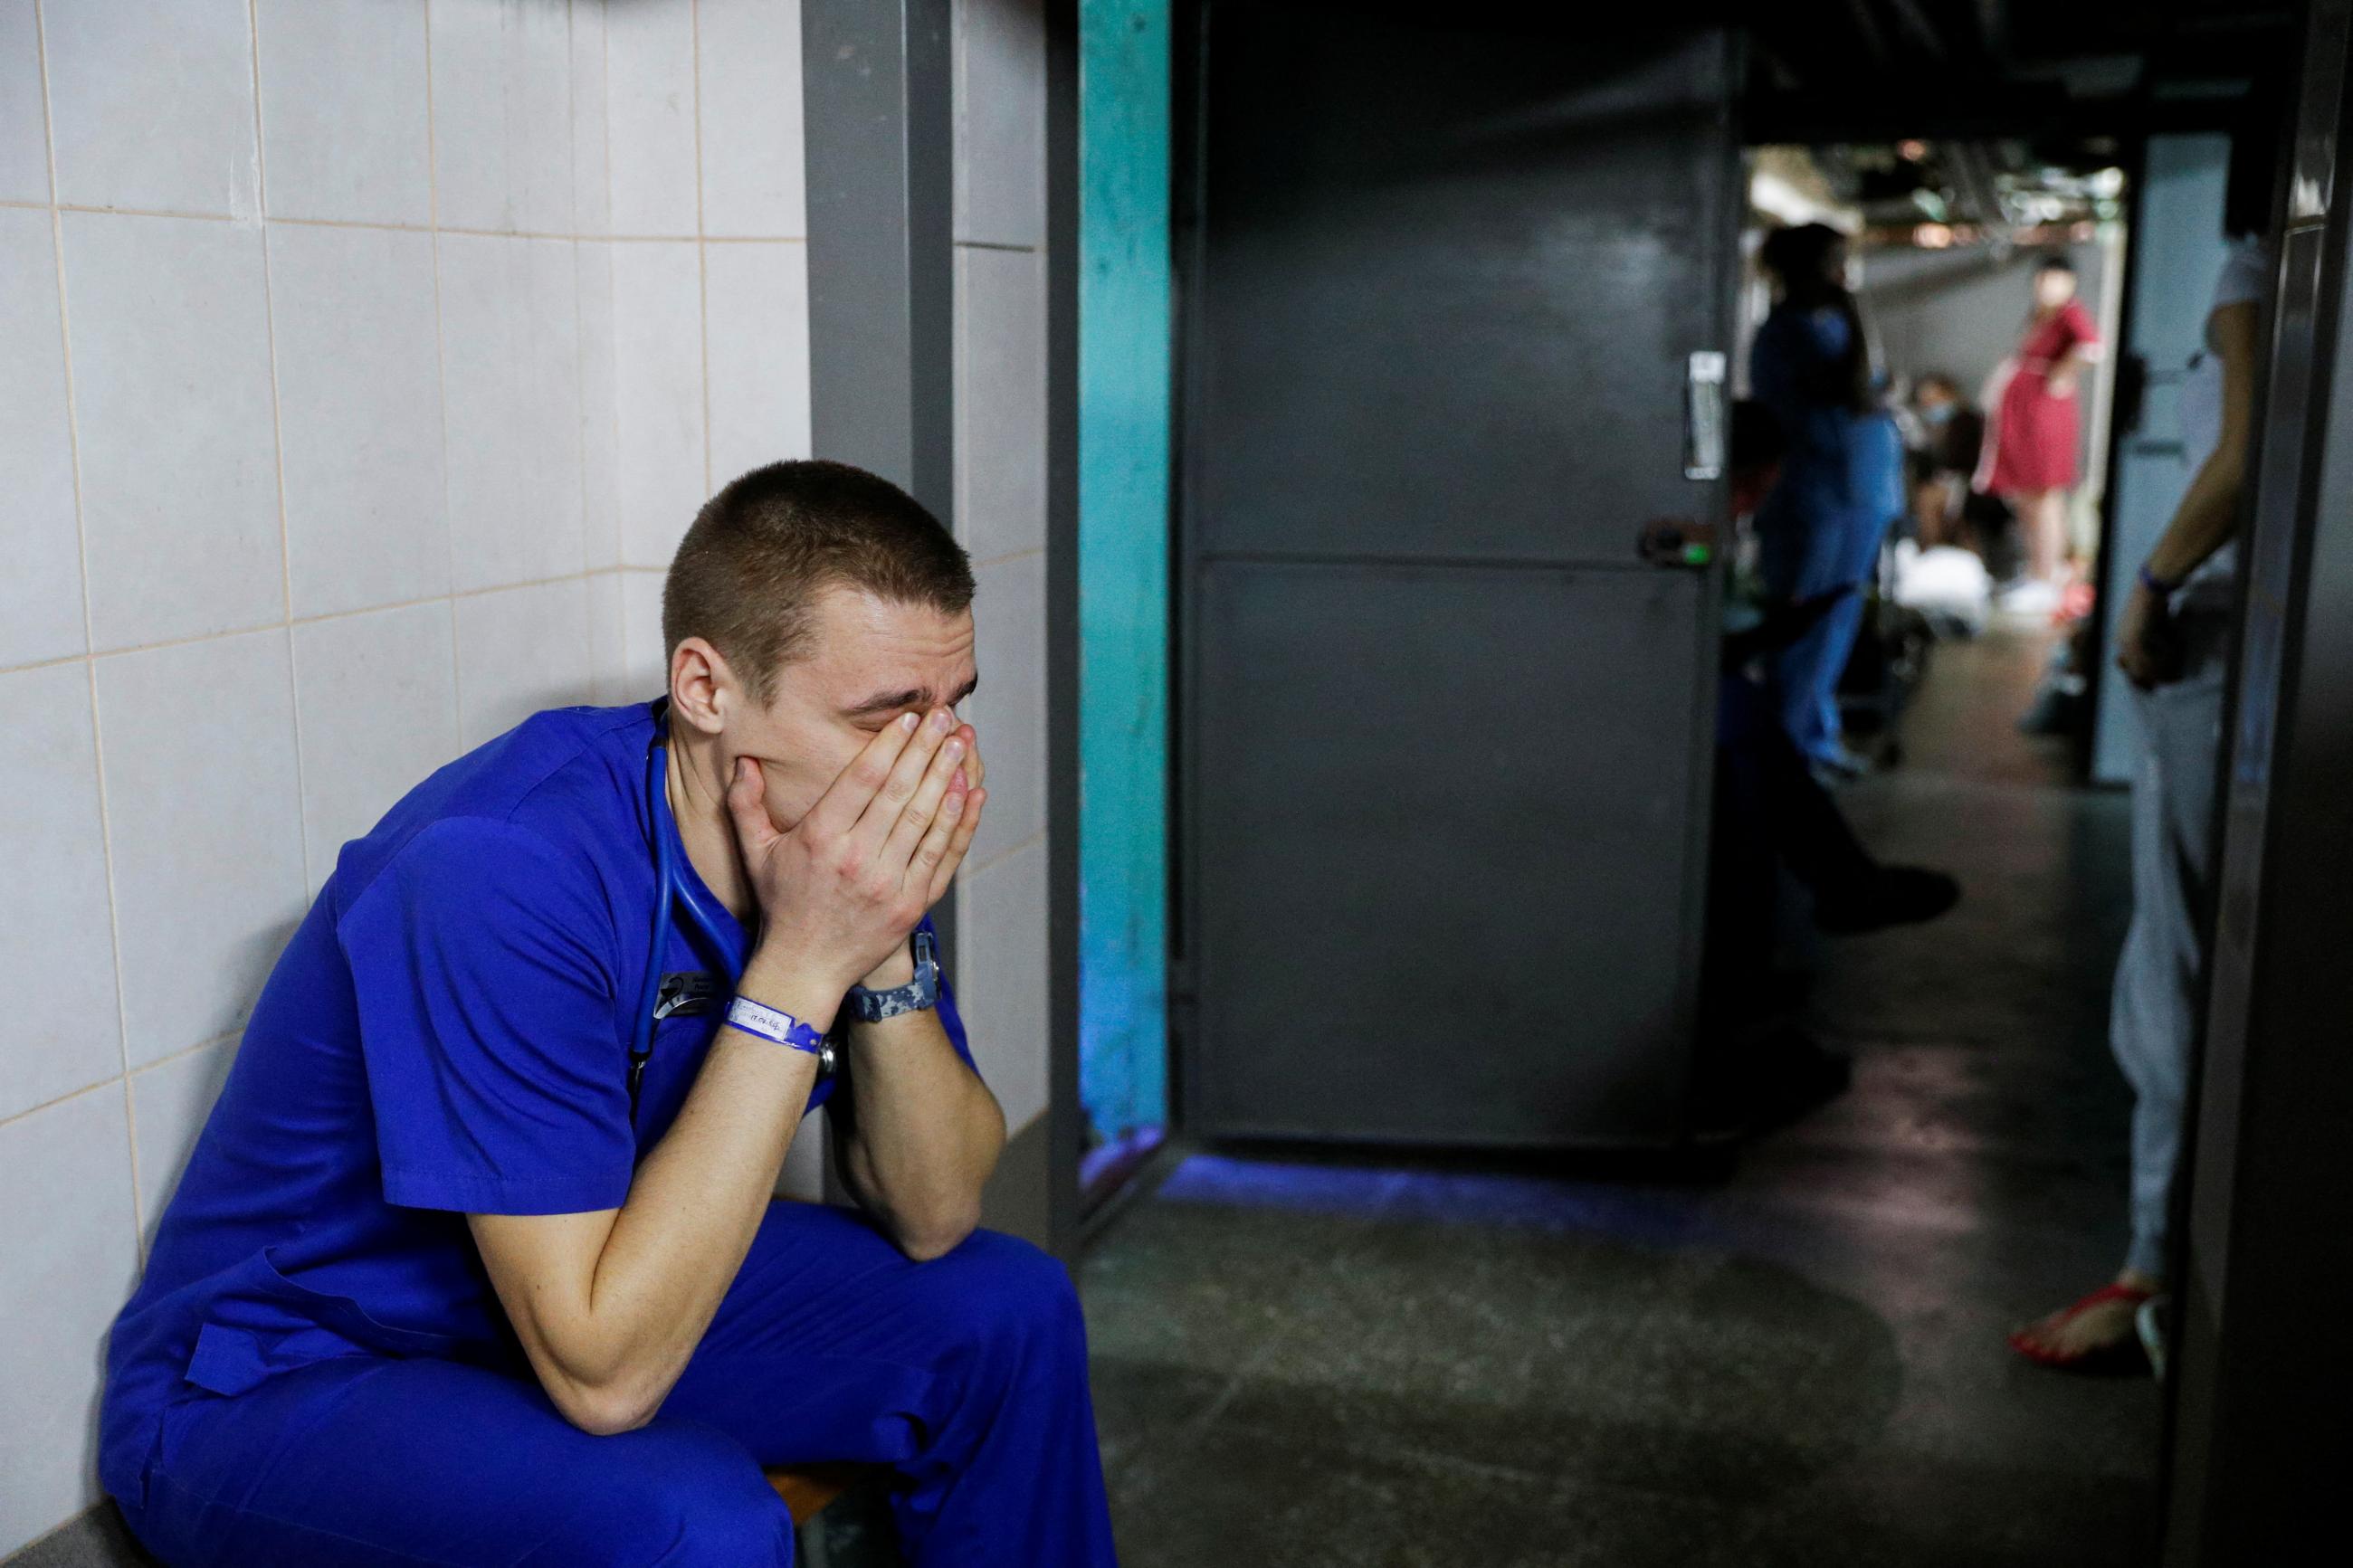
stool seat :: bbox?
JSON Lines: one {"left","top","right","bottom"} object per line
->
{"left": 765, "top": 1463, "right": 871, "bottom": 1525}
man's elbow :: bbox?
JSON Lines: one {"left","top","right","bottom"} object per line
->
{"left": 530, "top": 1332, "right": 672, "bottom": 1436}
{"left": 549, "top": 1373, "right": 665, "bottom": 1438}
{"left": 896, "top": 1201, "right": 984, "bottom": 1263}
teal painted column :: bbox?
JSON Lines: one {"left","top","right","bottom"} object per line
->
{"left": 1078, "top": 0, "right": 1170, "bottom": 1144}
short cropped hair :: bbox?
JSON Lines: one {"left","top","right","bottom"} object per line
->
{"left": 662, "top": 461, "right": 975, "bottom": 699}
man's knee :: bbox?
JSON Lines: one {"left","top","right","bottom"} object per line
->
{"left": 656, "top": 1495, "right": 795, "bottom": 1568}
{"left": 938, "top": 1230, "right": 1088, "bottom": 1365}
{"left": 613, "top": 1421, "right": 795, "bottom": 1568}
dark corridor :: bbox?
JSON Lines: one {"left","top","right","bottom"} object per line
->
{"left": 1082, "top": 628, "right": 2159, "bottom": 1567}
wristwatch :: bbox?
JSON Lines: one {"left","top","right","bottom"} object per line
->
{"left": 846, "top": 927, "right": 940, "bottom": 1023}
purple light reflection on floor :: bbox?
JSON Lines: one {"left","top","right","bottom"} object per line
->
{"left": 1157, "top": 1153, "right": 1732, "bottom": 1251}
{"left": 1079, "top": 1125, "right": 1166, "bottom": 1191}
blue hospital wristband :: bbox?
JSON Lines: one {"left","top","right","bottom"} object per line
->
{"left": 723, "top": 995, "right": 829, "bottom": 1056}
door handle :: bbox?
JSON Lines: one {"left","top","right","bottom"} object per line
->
{"left": 1637, "top": 518, "right": 1719, "bottom": 568}
{"left": 1684, "top": 350, "right": 1728, "bottom": 480}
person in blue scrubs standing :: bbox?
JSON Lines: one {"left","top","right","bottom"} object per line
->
{"left": 98, "top": 461, "right": 1119, "bottom": 1566}
{"left": 1748, "top": 223, "right": 1906, "bottom": 778}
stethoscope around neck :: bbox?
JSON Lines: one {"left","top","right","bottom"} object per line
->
{"left": 630, "top": 698, "right": 834, "bottom": 1125}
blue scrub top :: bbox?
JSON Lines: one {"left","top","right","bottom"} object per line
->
{"left": 99, "top": 701, "right": 977, "bottom": 1511}
{"left": 1749, "top": 303, "right": 1904, "bottom": 601}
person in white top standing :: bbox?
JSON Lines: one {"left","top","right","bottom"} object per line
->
{"left": 2011, "top": 131, "right": 2275, "bottom": 1373}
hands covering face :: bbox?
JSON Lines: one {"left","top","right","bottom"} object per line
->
{"left": 725, "top": 708, "right": 986, "bottom": 993}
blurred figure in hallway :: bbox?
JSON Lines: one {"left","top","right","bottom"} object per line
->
{"left": 1906, "top": 373, "right": 1984, "bottom": 550}
{"left": 2011, "top": 133, "right": 2272, "bottom": 1374}
{"left": 1889, "top": 373, "right": 2007, "bottom": 639}
{"left": 1749, "top": 223, "right": 1908, "bottom": 780}
{"left": 1977, "top": 255, "right": 2102, "bottom": 614}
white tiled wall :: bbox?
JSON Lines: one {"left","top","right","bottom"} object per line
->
{"left": 0, "top": 1, "right": 813, "bottom": 1554}
{"left": 2, "top": 1, "right": 1055, "bottom": 1551}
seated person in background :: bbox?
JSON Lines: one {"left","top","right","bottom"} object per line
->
{"left": 1906, "top": 372, "right": 1987, "bottom": 550}
{"left": 99, "top": 461, "right": 1119, "bottom": 1567}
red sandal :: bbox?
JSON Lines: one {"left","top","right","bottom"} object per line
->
{"left": 2009, "top": 1281, "right": 2155, "bottom": 1373}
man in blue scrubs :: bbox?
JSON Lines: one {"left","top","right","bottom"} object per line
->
{"left": 99, "top": 461, "right": 1119, "bottom": 1566}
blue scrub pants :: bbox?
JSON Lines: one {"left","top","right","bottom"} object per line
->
{"left": 1767, "top": 587, "right": 1866, "bottom": 769}
{"left": 118, "top": 1203, "right": 1118, "bottom": 1567}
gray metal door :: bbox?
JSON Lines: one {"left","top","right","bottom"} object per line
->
{"left": 1177, "top": 6, "right": 1739, "bottom": 1146}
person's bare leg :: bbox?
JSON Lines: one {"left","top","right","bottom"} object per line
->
{"left": 2031, "top": 488, "right": 2070, "bottom": 582}
{"left": 2013, "top": 1267, "right": 2159, "bottom": 1362}
{"left": 1915, "top": 478, "right": 1950, "bottom": 547}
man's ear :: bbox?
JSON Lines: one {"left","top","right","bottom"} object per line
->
{"left": 668, "top": 637, "right": 736, "bottom": 736}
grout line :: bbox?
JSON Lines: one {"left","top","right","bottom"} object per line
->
{"left": 965, "top": 826, "right": 1048, "bottom": 879}
{"left": 600, "top": 0, "right": 614, "bottom": 241}
{"left": 27, "top": 1, "right": 55, "bottom": 206}
{"left": 567, "top": 2, "right": 604, "bottom": 693}
{"left": 33, "top": 0, "right": 87, "bottom": 669}
{"left": 0, "top": 200, "right": 805, "bottom": 247}
{"left": 0, "top": 1071, "right": 129, "bottom": 1138}
{"left": 438, "top": 251, "right": 469, "bottom": 745}
{"left": 599, "top": 0, "right": 624, "bottom": 579}
{"left": 0, "top": 546, "right": 1003, "bottom": 680}
{"left": 78, "top": 619, "right": 290, "bottom": 664}
{"left": 249, "top": 0, "right": 311, "bottom": 894}
{"left": 422, "top": 0, "right": 438, "bottom": 231}
{"left": 6, "top": 200, "right": 243, "bottom": 223}
{"left": 129, "top": 1031, "right": 243, "bottom": 1079}
{"left": 690, "top": 0, "right": 706, "bottom": 238}
{"left": 423, "top": 0, "right": 465, "bottom": 738}
{"left": 0, "top": 1031, "right": 242, "bottom": 1138}
{"left": 33, "top": 0, "right": 144, "bottom": 1257}
{"left": 0, "top": 648, "right": 95, "bottom": 678}
{"left": 691, "top": 0, "right": 712, "bottom": 497}
{"left": 568, "top": 0, "right": 594, "bottom": 578}
{"left": 33, "top": 52, "right": 89, "bottom": 664}
{"left": 88, "top": 664, "right": 144, "bottom": 1243}
{"left": 0, "top": 570, "right": 623, "bottom": 679}
{"left": 589, "top": 0, "right": 626, "bottom": 579}
{"left": 697, "top": 243, "right": 713, "bottom": 492}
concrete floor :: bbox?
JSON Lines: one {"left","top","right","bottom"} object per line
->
{"left": 1079, "top": 629, "right": 2162, "bottom": 1567}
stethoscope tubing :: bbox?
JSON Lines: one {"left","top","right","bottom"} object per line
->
{"left": 629, "top": 700, "right": 789, "bottom": 1126}
{"left": 629, "top": 715, "right": 681, "bottom": 1118}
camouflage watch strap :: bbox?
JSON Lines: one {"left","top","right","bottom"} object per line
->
{"left": 846, "top": 927, "right": 940, "bottom": 1023}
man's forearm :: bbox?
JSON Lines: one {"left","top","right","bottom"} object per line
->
{"left": 474, "top": 948, "right": 834, "bottom": 1432}
{"left": 837, "top": 1007, "right": 1007, "bottom": 1259}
